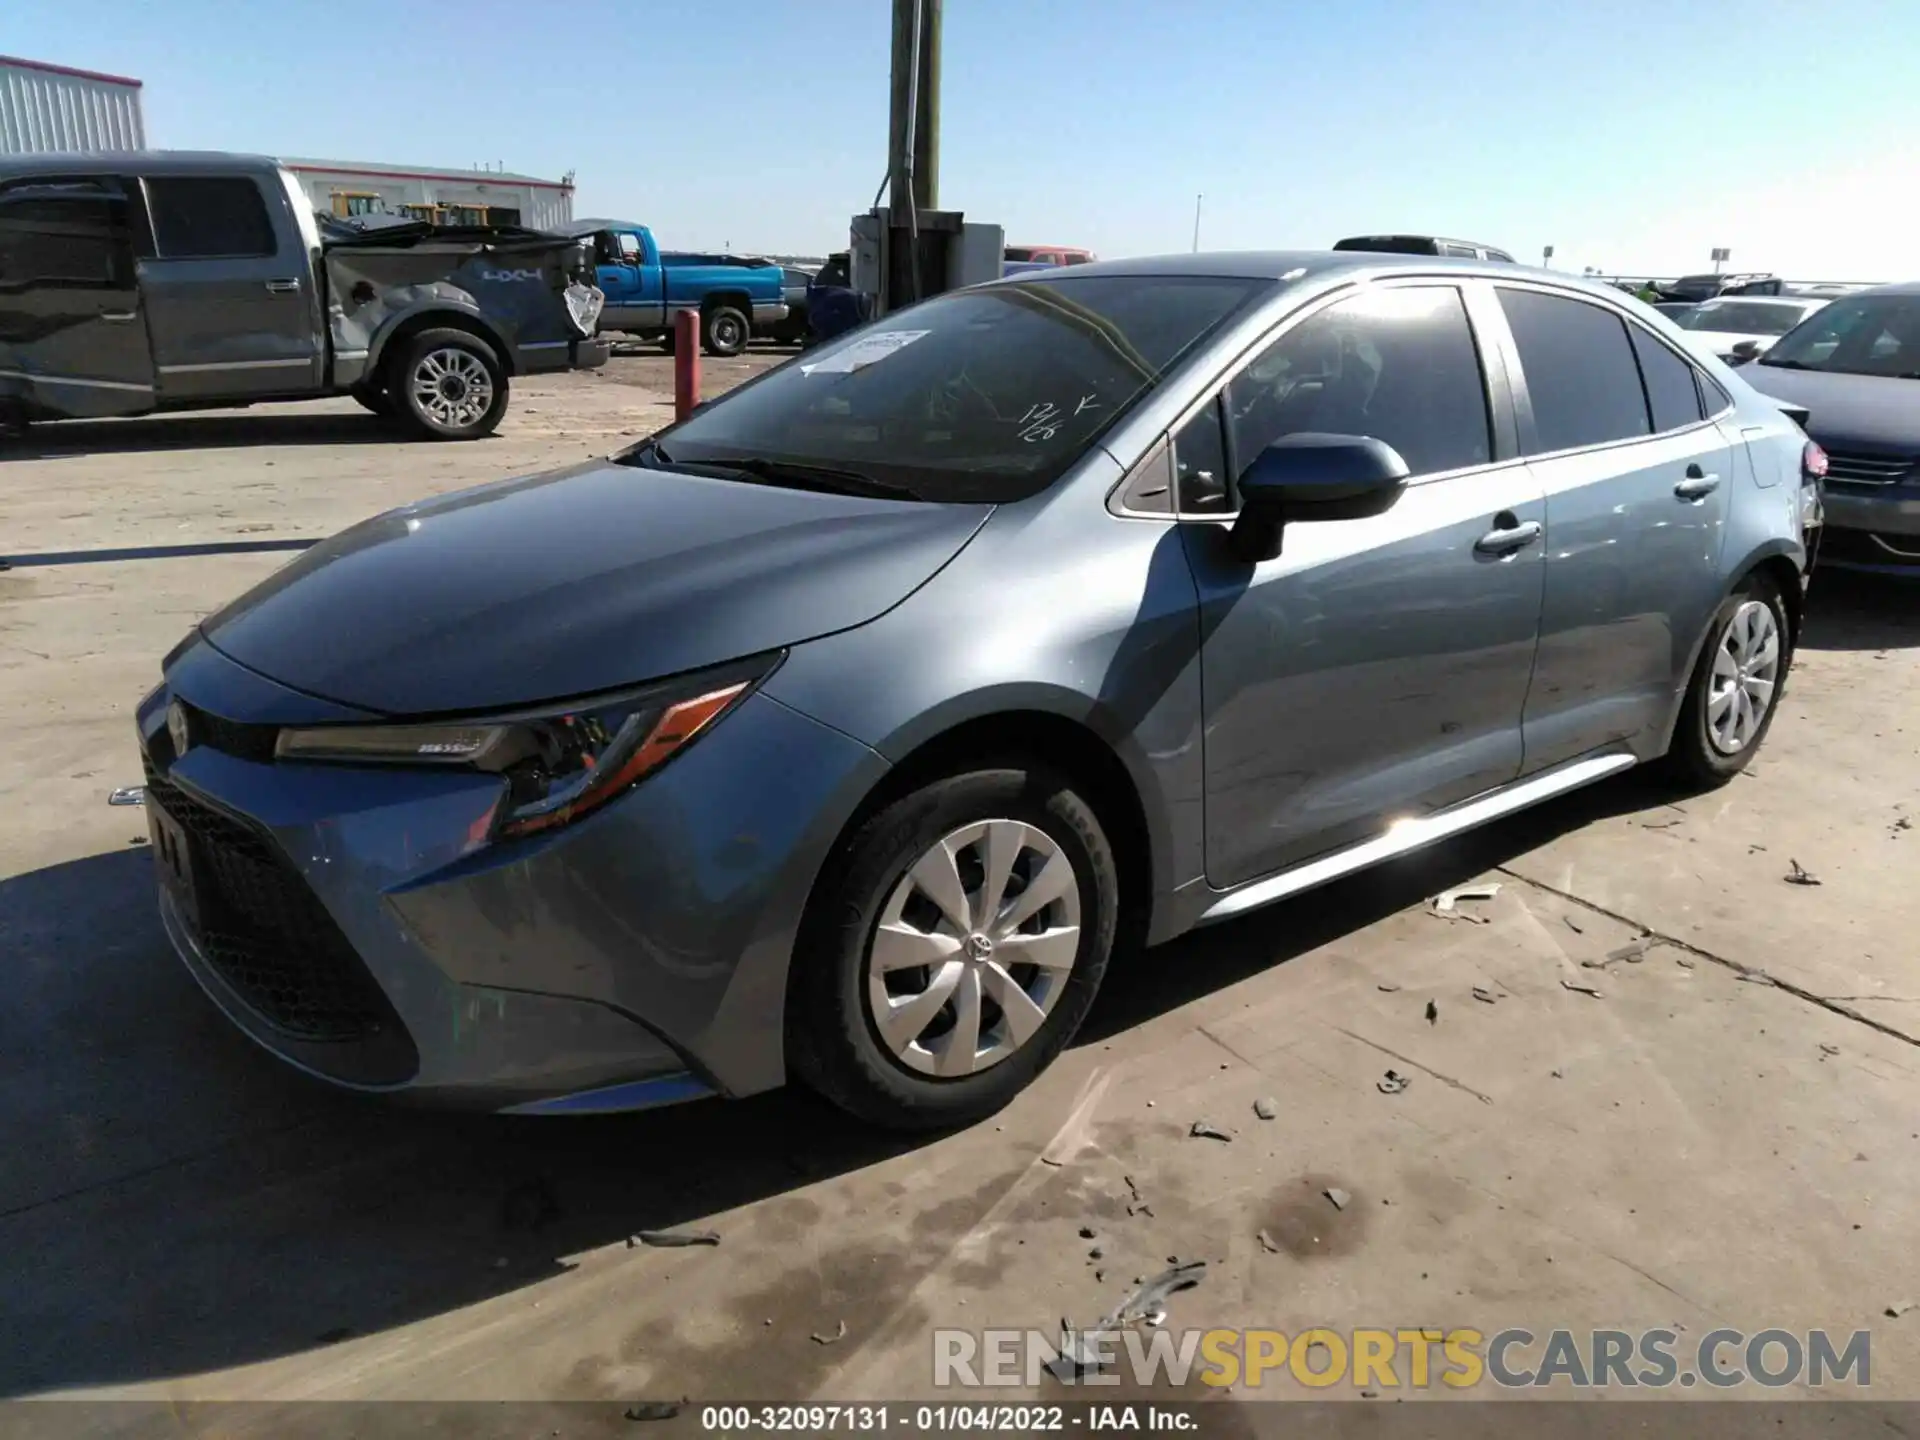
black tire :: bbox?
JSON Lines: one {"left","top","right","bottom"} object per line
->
{"left": 788, "top": 766, "right": 1120, "bottom": 1131}
{"left": 658, "top": 329, "right": 676, "bottom": 355}
{"left": 350, "top": 383, "right": 393, "bottom": 418}
{"left": 701, "top": 304, "right": 750, "bottom": 358}
{"left": 391, "top": 329, "right": 508, "bottom": 441}
{"left": 1661, "top": 570, "right": 1793, "bottom": 788}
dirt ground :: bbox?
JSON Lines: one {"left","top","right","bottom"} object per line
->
{"left": 2, "top": 356, "right": 1918, "bottom": 1421}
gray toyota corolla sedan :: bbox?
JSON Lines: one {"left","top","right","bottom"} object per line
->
{"left": 138, "top": 252, "right": 1825, "bottom": 1129}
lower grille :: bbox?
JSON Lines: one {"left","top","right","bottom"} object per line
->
{"left": 1819, "top": 527, "right": 1920, "bottom": 570}
{"left": 1823, "top": 450, "right": 1914, "bottom": 487}
{"left": 144, "top": 763, "right": 394, "bottom": 1043}
{"left": 180, "top": 702, "right": 279, "bottom": 762}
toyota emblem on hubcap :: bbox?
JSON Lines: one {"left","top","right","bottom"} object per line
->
{"left": 965, "top": 933, "right": 994, "bottom": 960}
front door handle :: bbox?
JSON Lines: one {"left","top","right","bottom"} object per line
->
{"left": 264, "top": 278, "right": 302, "bottom": 294}
{"left": 1474, "top": 517, "right": 1543, "bottom": 555}
{"left": 99, "top": 310, "right": 138, "bottom": 323}
{"left": 1675, "top": 464, "right": 1721, "bottom": 500}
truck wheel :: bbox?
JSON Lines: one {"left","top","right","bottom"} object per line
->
{"left": 394, "top": 330, "right": 508, "bottom": 441}
{"left": 701, "top": 305, "right": 750, "bottom": 358}
{"left": 351, "top": 383, "right": 393, "bottom": 418}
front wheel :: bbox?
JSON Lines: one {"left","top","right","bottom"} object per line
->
{"left": 788, "top": 767, "right": 1119, "bottom": 1131}
{"left": 1662, "top": 571, "right": 1792, "bottom": 788}
{"left": 701, "top": 304, "right": 749, "bottom": 357}
{"left": 394, "top": 330, "right": 508, "bottom": 440}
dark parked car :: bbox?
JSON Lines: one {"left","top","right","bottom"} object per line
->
{"left": 1657, "top": 272, "right": 1784, "bottom": 303}
{"left": 1741, "top": 282, "right": 1920, "bottom": 574}
{"left": 138, "top": 252, "right": 1821, "bottom": 1128}
{"left": 769, "top": 265, "right": 816, "bottom": 344}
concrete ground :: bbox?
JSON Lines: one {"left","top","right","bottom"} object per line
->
{"left": 2, "top": 357, "right": 1917, "bottom": 1421}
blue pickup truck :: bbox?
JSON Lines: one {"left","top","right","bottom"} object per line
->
{"left": 562, "top": 220, "right": 787, "bottom": 356}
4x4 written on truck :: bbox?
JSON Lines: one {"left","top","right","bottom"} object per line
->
{"left": 0, "top": 150, "right": 609, "bottom": 442}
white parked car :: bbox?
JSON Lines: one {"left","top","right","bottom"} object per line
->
{"left": 1668, "top": 296, "right": 1829, "bottom": 365}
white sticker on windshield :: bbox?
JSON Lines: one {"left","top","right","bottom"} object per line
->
{"left": 800, "top": 329, "right": 930, "bottom": 376}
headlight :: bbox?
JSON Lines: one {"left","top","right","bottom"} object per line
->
{"left": 275, "top": 653, "right": 778, "bottom": 840}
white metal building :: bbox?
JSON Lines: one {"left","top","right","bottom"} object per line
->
{"left": 0, "top": 53, "right": 146, "bottom": 155}
{"left": 283, "top": 158, "right": 575, "bottom": 231}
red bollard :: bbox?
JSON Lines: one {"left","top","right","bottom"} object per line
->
{"left": 673, "top": 309, "right": 701, "bottom": 423}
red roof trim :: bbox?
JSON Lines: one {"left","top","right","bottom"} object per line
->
{"left": 283, "top": 162, "right": 573, "bottom": 191}
{"left": 0, "top": 54, "right": 144, "bottom": 88}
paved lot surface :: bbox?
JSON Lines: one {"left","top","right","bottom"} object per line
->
{"left": 2, "top": 359, "right": 1917, "bottom": 1420}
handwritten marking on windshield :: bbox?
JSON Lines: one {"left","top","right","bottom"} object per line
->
{"left": 1075, "top": 393, "right": 1101, "bottom": 415}
{"left": 1017, "top": 402, "right": 1063, "bottom": 443}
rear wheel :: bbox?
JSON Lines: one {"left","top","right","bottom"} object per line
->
{"left": 701, "top": 304, "right": 749, "bottom": 357}
{"left": 393, "top": 329, "right": 508, "bottom": 440}
{"left": 1662, "top": 571, "right": 1792, "bottom": 788}
{"left": 788, "top": 767, "right": 1119, "bottom": 1130}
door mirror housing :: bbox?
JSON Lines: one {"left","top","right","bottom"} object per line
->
{"left": 1728, "top": 339, "right": 1762, "bottom": 364}
{"left": 1228, "top": 432, "right": 1411, "bottom": 562}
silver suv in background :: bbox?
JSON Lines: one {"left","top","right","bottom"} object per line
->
{"left": 139, "top": 253, "right": 1822, "bottom": 1129}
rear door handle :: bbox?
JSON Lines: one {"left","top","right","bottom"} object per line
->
{"left": 1675, "top": 465, "right": 1721, "bottom": 500}
{"left": 100, "top": 310, "right": 137, "bottom": 323}
{"left": 264, "top": 278, "right": 302, "bottom": 294}
{"left": 1474, "top": 518, "right": 1543, "bottom": 554}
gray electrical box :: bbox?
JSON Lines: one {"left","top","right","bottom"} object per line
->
{"left": 848, "top": 208, "right": 1005, "bottom": 318}
{"left": 950, "top": 222, "right": 1005, "bottom": 290}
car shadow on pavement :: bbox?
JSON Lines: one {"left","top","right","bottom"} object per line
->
{"left": 0, "top": 766, "right": 1684, "bottom": 1398}
{"left": 8, "top": 411, "right": 416, "bottom": 458}
{"left": 1799, "top": 571, "right": 1920, "bottom": 653}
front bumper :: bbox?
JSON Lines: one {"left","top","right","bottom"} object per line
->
{"left": 751, "top": 301, "right": 790, "bottom": 327}
{"left": 516, "top": 336, "right": 612, "bottom": 375}
{"left": 139, "top": 641, "right": 888, "bottom": 1110}
{"left": 1819, "top": 484, "right": 1920, "bottom": 573}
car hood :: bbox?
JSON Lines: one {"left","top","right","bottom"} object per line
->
{"left": 199, "top": 459, "right": 992, "bottom": 716}
{"left": 1737, "top": 365, "right": 1920, "bottom": 451}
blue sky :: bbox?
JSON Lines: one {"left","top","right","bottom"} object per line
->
{"left": 8, "top": 0, "right": 1914, "bottom": 278}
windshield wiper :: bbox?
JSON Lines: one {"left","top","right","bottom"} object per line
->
{"left": 695, "top": 455, "right": 920, "bottom": 500}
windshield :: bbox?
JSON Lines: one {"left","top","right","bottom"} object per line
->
{"left": 634, "top": 273, "right": 1269, "bottom": 503}
{"left": 1759, "top": 294, "right": 1920, "bottom": 377}
{"left": 1677, "top": 301, "right": 1811, "bottom": 336}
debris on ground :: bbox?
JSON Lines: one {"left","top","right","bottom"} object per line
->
{"left": 1047, "top": 1263, "right": 1210, "bottom": 1380}
{"left": 107, "top": 786, "right": 144, "bottom": 807}
{"left": 1377, "top": 1069, "right": 1413, "bottom": 1095}
{"left": 1253, "top": 1097, "right": 1277, "bottom": 1120}
{"left": 1606, "top": 936, "right": 1660, "bottom": 964}
{"left": 1820, "top": 1043, "right": 1841, "bottom": 1059}
{"left": 1471, "top": 986, "right": 1498, "bottom": 1005}
{"left": 631, "top": 1228, "right": 721, "bottom": 1248}
{"left": 1886, "top": 1300, "right": 1916, "bottom": 1319}
{"left": 1088, "top": 1246, "right": 1104, "bottom": 1260}
{"left": 1377, "top": 983, "right": 1401, "bottom": 993}
{"left": 1430, "top": 883, "right": 1501, "bottom": 922}
{"left": 501, "top": 1178, "right": 560, "bottom": 1232}
{"left": 1563, "top": 915, "right": 1584, "bottom": 934}
{"left": 1738, "top": 971, "right": 1776, "bottom": 986}
{"left": 1425, "top": 1000, "right": 1439, "bottom": 1025}
{"left": 1189, "top": 1121, "right": 1232, "bottom": 1142}
{"left": 1040, "top": 1157, "right": 1064, "bottom": 1167}
{"left": 1124, "top": 1175, "right": 1142, "bottom": 1202}
{"left": 1324, "top": 1187, "right": 1351, "bottom": 1211}
{"left": 1676, "top": 956, "right": 1696, "bottom": 969}
{"left": 624, "top": 1401, "right": 684, "bottom": 1422}
{"left": 1257, "top": 1229, "right": 1281, "bottom": 1254}
{"left": 1080, "top": 1226, "right": 1097, "bottom": 1239}
{"left": 1560, "top": 980, "right": 1604, "bottom": 998}
{"left": 811, "top": 1319, "right": 848, "bottom": 1345}
{"left": 1640, "top": 817, "right": 1683, "bottom": 830}
{"left": 1894, "top": 816, "right": 1913, "bottom": 836}
{"left": 1784, "top": 859, "right": 1822, "bottom": 886}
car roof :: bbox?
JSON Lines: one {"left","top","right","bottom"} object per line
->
{"left": 987, "top": 249, "right": 1604, "bottom": 293}
{"left": 0, "top": 148, "right": 280, "bottom": 177}
{"left": 562, "top": 219, "right": 647, "bottom": 235}
{"left": 1844, "top": 280, "right": 1920, "bottom": 297}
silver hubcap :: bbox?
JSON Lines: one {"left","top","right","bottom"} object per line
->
{"left": 713, "top": 316, "right": 742, "bottom": 348}
{"left": 866, "top": 819, "right": 1082, "bottom": 1078}
{"left": 1707, "top": 599, "right": 1781, "bottom": 754}
{"left": 410, "top": 347, "right": 493, "bottom": 429}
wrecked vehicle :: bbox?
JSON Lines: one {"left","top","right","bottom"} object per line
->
{"left": 0, "top": 151, "right": 607, "bottom": 440}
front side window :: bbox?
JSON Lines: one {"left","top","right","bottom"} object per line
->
{"left": 616, "top": 232, "right": 642, "bottom": 260}
{"left": 1225, "top": 286, "right": 1492, "bottom": 481}
{"left": 144, "top": 176, "right": 276, "bottom": 259}
{"left": 0, "top": 180, "right": 127, "bottom": 288}
{"left": 1758, "top": 293, "right": 1920, "bottom": 379}
{"left": 640, "top": 273, "right": 1268, "bottom": 503}
{"left": 1498, "top": 288, "right": 1651, "bottom": 454}
{"left": 1628, "top": 325, "right": 1706, "bottom": 433}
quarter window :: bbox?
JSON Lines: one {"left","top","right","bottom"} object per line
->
{"left": 1498, "top": 288, "right": 1651, "bottom": 453}
{"left": 1173, "top": 397, "right": 1231, "bottom": 513}
{"left": 1226, "top": 286, "right": 1492, "bottom": 482}
{"left": 0, "top": 181, "right": 127, "bottom": 287}
{"left": 144, "top": 176, "right": 276, "bottom": 259}
{"left": 1628, "top": 325, "right": 1706, "bottom": 433}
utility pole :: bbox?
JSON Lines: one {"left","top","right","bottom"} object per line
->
{"left": 888, "top": 0, "right": 941, "bottom": 219}
{"left": 1192, "top": 194, "right": 1203, "bottom": 253}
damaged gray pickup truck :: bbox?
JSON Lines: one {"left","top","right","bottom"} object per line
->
{"left": 0, "top": 151, "right": 608, "bottom": 441}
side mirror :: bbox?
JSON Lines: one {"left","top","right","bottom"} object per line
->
{"left": 1728, "top": 339, "right": 1762, "bottom": 364}
{"left": 1228, "top": 433, "right": 1411, "bottom": 563}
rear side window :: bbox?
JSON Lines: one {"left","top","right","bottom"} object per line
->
{"left": 144, "top": 176, "right": 275, "bottom": 259}
{"left": 1627, "top": 325, "right": 1705, "bottom": 433}
{"left": 1226, "top": 285, "right": 1491, "bottom": 481}
{"left": 0, "top": 180, "right": 128, "bottom": 287}
{"left": 1498, "top": 288, "right": 1650, "bottom": 453}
